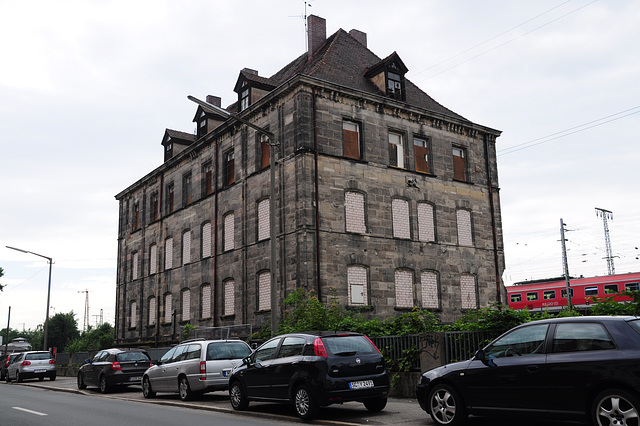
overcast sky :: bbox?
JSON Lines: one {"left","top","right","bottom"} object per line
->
{"left": 1, "top": 0, "right": 638, "bottom": 332}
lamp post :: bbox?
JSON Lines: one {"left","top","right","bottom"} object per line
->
{"left": 187, "top": 96, "right": 279, "bottom": 336}
{"left": 6, "top": 246, "right": 53, "bottom": 350}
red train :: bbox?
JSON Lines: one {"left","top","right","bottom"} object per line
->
{"left": 506, "top": 272, "right": 640, "bottom": 312}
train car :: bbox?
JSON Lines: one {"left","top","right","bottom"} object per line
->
{"left": 506, "top": 272, "right": 640, "bottom": 312}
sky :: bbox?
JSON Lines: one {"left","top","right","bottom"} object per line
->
{"left": 1, "top": 0, "right": 639, "bottom": 331}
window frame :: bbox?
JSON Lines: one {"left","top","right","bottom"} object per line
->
{"left": 182, "top": 173, "right": 192, "bottom": 207}
{"left": 452, "top": 146, "right": 467, "bottom": 182}
{"left": 414, "top": 137, "right": 430, "bottom": 174}
{"left": 223, "top": 149, "right": 235, "bottom": 186}
{"left": 342, "top": 120, "right": 361, "bottom": 160}
{"left": 388, "top": 131, "right": 405, "bottom": 169}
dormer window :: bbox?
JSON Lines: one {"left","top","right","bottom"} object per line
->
{"left": 365, "top": 52, "right": 408, "bottom": 102}
{"left": 240, "top": 89, "right": 250, "bottom": 111}
{"left": 387, "top": 71, "right": 403, "bottom": 100}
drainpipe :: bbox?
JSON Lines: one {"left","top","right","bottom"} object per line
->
{"left": 312, "top": 88, "right": 322, "bottom": 301}
{"left": 483, "top": 133, "right": 502, "bottom": 306}
{"left": 214, "top": 139, "right": 219, "bottom": 325}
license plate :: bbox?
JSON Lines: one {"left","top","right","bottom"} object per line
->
{"left": 349, "top": 380, "right": 374, "bottom": 390}
{"left": 34, "top": 369, "right": 46, "bottom": 373}
{"left": 129, "top": 376, "right": 142, "bottom": 382}
{"left": 222, "top": 369, "right": 231, "bottom": 377}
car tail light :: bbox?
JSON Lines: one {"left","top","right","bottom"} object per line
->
{"left": 49, "top": 359, "right": 56, "bottom": 365}
{"left": 21, "top": 361, "right": 31, "bottom": 366}
{"left": 199, "top": 361, "right": 206, "bottom": 381}
{"left": 111, "top": 362, "right": 121, "bottom": 371}
{"left": 365, "top": 335, "right": 381, "bottom": 354}
{"left": 314, "top": 337, "right": 328, "bottom": 357}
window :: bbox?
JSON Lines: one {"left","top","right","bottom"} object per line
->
{"left": 510, "top": 293, "right": 522, "bottom": 303}
{"left": 347, "top": 265, "right": 367, "bottom": 305}
{"left": 165, "top": 237, "right": 173, "bottom": 270}
{"left": 201, "top": 284, "right": 212, "bottom": 319}
{"left": 182, "top": 173, "right": 192, "bottom": 207}
{"left": 527, "top": 292, "right": 539, "bottom": 301}
{"left": 164, "top": 293, "right": 173, "bottom": 323}
{"left": 417, "top": 202, "right": 435, "bottom": 242}
{"left": 181, "top": 289, "right": 191, "bottom": 322}
{"left": 387, "top": 71, "right": 403, "bottom": 100}
{"left": 421, "top": 270, "right": 440, "bottom": 309}
{"left": 279, "top": 336, "right": 306, "bottom": 358}
{"left": 223, "top": 150, "right": 235, "bottom": 186}
{"left": 202, "top": 161, "right": 213, "bottom": 196}
{"left": 149, "top": 244, "right": 158, "bottom": 275}
{"left": 148, "top": 296, "right": 156, "bottom": 326}
{"left": 132, "top": 203, "right": 140, "bottom": 231}
{"left": 343, "top": 120, "right": 361, "bottom": 160}
{"left": 258, "top": 271, "right": 271, "bottom": 311}
{"left": 132, "top": 251, "right": 139, "bottom": 280}
{"left": 345, "top": 191, "right": 366, "bottom": 233}
{"left": 260, "top": 134, "right": 270, "bottom": 169}
{"left": 240, "top": 89, "right": 249, "bottom": 111}
{"left": 166, "top": 183, "right": 174, "bottom": 214}
{"left": 202, "top": 222, "right": 212, "bottom": 258}
{"left": 129, "top": 301, "right": 137, "bottom": 329}
{"left": 254, "top": 338, "right": 280, "bottom": 363}
{"left": 604, "top": 284, "right": 618, "bottom": 294}
{"left": 389, "top": 132, "right": 405, "bottom": 168}
{"left": 553, "top": 323, "right": 615, "bottom": 353}
{"left": 414, "top": 138, "right": 430, "bottom": 173}
{"left": 224, "top": 213, "right": 235, "bottom": 251}
{"left": 392, "top": 198, "right": 410, "bottom": 239}
{"left": 182, "top": 230, "right": 191, "bottom": 265}
{"left": 452, "top": 147, "right": 467, "bottom": 181}
{"left": 561, "top": 288, "right": 575, "bottom": 298}
{"left": 625, "top": 282, "right": 639, "bottom": 291}
{"left": 585, "top": 287, "right": 598, "bottom": 296}
{"left": 460, "top": 274, "right": 478, "bottom": 309}
{"left": 150, "top": 192, "right": 159, "bottom": 222}
{"left": 224, "top": 280, "right": 235, "bottom": 316}
{"left": 543, "top": 290, "right": 556, "bottom": 300}
{"left": 257, "top": 199, "right": 270, "bottom": 241}
{"left": 395, "top": 270, "right": 414, "bottom": 308}
{"left": 456, "top": 209, "right": 473, "bottom": 246}
{"left": 485, "top": 324, "right": 548, "bottom": 358}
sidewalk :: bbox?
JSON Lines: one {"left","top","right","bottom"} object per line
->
{"left": 15, "top": 376, "right": 429, "bottom": 425}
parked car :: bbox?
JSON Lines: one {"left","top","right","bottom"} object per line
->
{"left": 228, "top": 331, "right": 389, "bottom": 420}
{"left": 77, "top": 348, "right": 152, "bottom": 393}
{"left": 5, "top": 351, "right": 56, "bottom": 382}
{"left": 142, "top": 338, "right": 252, "bottom": 401}
{"left": 416, "top": 316, "right": 640, "bottom": 426}
{"left": 0, "top": 353, "right": 20, "bottom": 380}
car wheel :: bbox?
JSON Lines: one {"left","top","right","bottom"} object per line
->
{"left": 50, "top": 375, "right": 56, "bottom": 381}
{"left": 5, "top": 371, "right": 11, "bottom": 383}
{"left": 142, "top": 376, "right": 156, "bottom": 398}
{"left": 428, "top": 384, "right": 467, "bottom": 426}
{"left": 99, "top": 375, "right": 110, "bottom": 394}
{"left": 77, "top": 373, "right": 86, "bottom": 389}
{"left": 229, "top": 381, "right": 249, "bottom": 411}
{"left": 38, "top": 377, "right": 44, "bottom": 381}
{"left": 294, "top": 385, "right": 318, "bottom": 420}
{"left": 178, "top": 376, "right": 194, "bottom": 401}
{"left": 363, "top": 396, "right": 387, "bottom": 412}
{"left": 592, "top": 388, "right": 640, "bottom": 426}
{"left": 16, "top": 372, "right": 22, "bottom": 383}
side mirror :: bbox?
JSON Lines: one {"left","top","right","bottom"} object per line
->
{"left": 242, "top": 356, "right": 251, "bottom": 366}
{"left": 474, "top": 349, "right": 485, "bottom": 361}
{"left": 84, "top": 359, "right": 91, "bottom": 364}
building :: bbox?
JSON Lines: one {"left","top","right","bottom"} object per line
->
{"left": 114, "top": 15, "right": 505, "bottom": 345}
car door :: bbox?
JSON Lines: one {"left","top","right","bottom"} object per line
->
{"left": 243, "top": 337, "right": 281, "bottom": 398}
{"left": 151, "top": 347, "right": 177, "bottom": 391}
{"left": 462, "top": 323, "right": 550, "bottom": 413}
{"left": 8, "top": 353, "right": 23, "bottom": 379}
{"left": 269, "top": 336, "right": 307, "bottom": 399}
{"left": 161, "top": 344, "right": 188, "bottom": 391}
{"left": 84, "top": 351, "right": 107, "bottom": 386}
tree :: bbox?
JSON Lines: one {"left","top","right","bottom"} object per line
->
{"left": 66, "top": 323, "right": 114, "bottom": 352}
{"left": 47, "top": 312, "right": 80, "bottom": 352}
{"left": 0, "top": 266, "right": 4, "bottom": 292}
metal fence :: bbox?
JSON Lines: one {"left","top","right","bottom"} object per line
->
{"left": 370, "top": 334, "right": 422, "bottom": 371}
{"left": 444, "top": 330, "right": 493, "bottom": 364}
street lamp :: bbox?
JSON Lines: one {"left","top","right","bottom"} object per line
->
{"left": 6, "top": 246, "right": 53, "bottom": 350}
{"left": 187, "top": 96, "right": 279, "bottom": 336}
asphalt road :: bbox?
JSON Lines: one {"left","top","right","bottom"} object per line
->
{"left": 0, "top": 377, "right": 585, "bottom": 426}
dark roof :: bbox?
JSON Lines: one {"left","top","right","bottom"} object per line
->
{"left": 234, "top": 69, "right": 276, "bottom": 93}
{"left": 267, "top": 29, "right": 468, "bottom": 121}
{"left": 164, "top": 129, "right": 196, "bottom": 145}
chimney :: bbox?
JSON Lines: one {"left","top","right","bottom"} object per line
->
{"left": 206, "top": 95, "right": 221, "bottom": 108}
{"left": 241, "top": 68, "right": 258, "bottom": 76}
{"left": 349, "top": 29, "right": 367, "bottom": 48}
{"left": 307, "top": 15, "right": 326, "bottom": 59}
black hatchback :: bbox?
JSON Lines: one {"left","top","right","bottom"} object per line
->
{"left": 228, "top": 332, "right": 389, "bottom": 419}
{"left": 77, "top": 348, "right": 151, "bottom": 393}
{"left": 416, "top": 316, "right": 640, "bottom": 426}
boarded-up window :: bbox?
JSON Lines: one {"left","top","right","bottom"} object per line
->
{"left": 392, "top": 198, "right": 411, "bottom": 239}
{"left": 202, "top": 222, "right": 212, "bottom": 258}
{"left": 418, "top": 203, "right": 435, "bottom": 242}
{"left": 165, "top": 238, "right": 173, "bottom": 270}
{"left": 149, "top": 244, "right": 157, "bottom": 275}
{"left": 345, "top": 191, "right": 366, "bottom": 233}
{"left": 414, "top": 138, "right": 429, "bottom": 173}
{"left": 182, "top": 288, "right": 191, "bottom": 322}
{"left": 395, "top": 270, "right": 414, "bottom": 308}
{"left": 148, "top": 296, "right": 156, "bottom": 326}
{"left": 347, "top": 266, "right": 367, "bottom": 305}
{"left": 182, "top": 230, "right": 191, "bottom": 264}
{"left": 224, "top": 213, "right": 235, "bottom": 251}
{"left": 421, "top": 271, "right": 440, "bottom": 309}
{"left": 453, "top": 147, "right": 466, "bottom": 181}
{"left": 343, "top": 121, "right": 360, "bottom": 160}
{"left": 164, "top": 293, "right": 172, "bottom": 323}
{"left": 224, "top": 280, "right": 235, "bottom": 316}
{"left": 460, "top": 274, "right": 477, "bottom": 309}
{"left": 456, "top": 209, "right": 473, "bottom": 246}
{"left": 201, "top": 284, "right": 212, "bottom": 319}
{"left": 257, "top": 199, "right": 270, "bottom": 241}
{"left": 132, "top": 251, "right": 139, "bottom": 280}
{"left": 129, "top": 301, "right": 137, "bottom": 329}
{"left": 258, "top": 272, "right": 271, "bottom": 311}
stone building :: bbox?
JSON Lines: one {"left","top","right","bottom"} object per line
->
{"left": 114, "top": 15, "right": 505, "bottom": 345}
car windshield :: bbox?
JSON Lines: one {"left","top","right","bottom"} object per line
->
{"left": 207, "top": 342, "right": 251, "bottom": 360}
{"left": 118, "top": 352, "right": 149, "bottom": 362}
{"left": 322, "top": 335, "right": 378, "bottom": 355}
{"left": 25, "top": 352, "right": 52, "bottom": 361}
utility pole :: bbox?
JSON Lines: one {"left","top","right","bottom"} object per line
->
{"left": 560, "top": 218, "right": 573, "bottom": 310}
{"left": 78, "top": 289, "right": 89, "bottom": 332}
{"left": 595, "top": 207, "right": 615, "bottom": 275}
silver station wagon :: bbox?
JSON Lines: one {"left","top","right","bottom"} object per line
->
{"left": 142, "top": 338, "right": 252, "bottom": 401}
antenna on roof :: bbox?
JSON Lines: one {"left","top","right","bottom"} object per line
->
{"left": 289, "top": 0, "right": 314, "bottom": 51}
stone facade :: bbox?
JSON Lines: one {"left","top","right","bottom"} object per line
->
{"left": 114, "top": 17, "right": 505, "bottom": 346}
